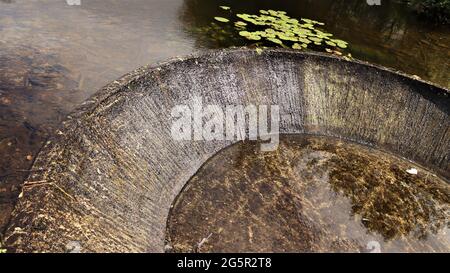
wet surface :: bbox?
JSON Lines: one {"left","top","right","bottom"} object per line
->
{"left": 166, "top": 135, "right": 449, "bottom": 253}
{"left": 0, "top": 0, "right": 194, "bottom": 233}
{"left": 0, "top": 0, "right": 449, "bottom": 238}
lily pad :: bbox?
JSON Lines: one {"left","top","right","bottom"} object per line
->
{"left": 239, "top": 31, "right": 251, "bottom": 36}
{"left": 212, "top": 7, "right": 349, "bottom": 54}
{"left": 332, "top": 39, "right": 348, "bottom": 48}
{"left": 292, "top": 43, "right": 302, "bottom": 50}
{"left": 267, "top": 37, "right": 284, "bottom": 45}
{"left": 308, "top": 36, "right": 322, "bottom": 43}
{"left": 214, "top": 17, "right": 229, "bottom": 23}
{"left": 235, "top": 21, "right": 247, "bottom": 27}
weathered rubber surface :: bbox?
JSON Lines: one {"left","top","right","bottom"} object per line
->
{"left": 4, "top": 48, "right": 449, "bottom": 252}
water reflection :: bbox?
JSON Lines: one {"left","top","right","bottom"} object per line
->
{"left": 180, "top": 0, "right": 450, "bottom": 88}
{"left": 166, "top": 135, "right": 450, "bottom": 253}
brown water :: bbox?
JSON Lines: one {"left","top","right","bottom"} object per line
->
{"left": 0, "top": 0, "right": 449, "bottom": 234}
{"left": 0, "top": 0, "right": 195, "bottom": 231}
{"left": 166, "top": 135, "right": 450, "bottom": 253}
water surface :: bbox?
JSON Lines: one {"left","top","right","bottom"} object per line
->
{"left": 0, "top": 0, "right": 195, "bottom": 230}
{"left": 182, "top": 0, "right": 450, "bottom": 88}
{"left": 166, "top": 135, "right": 450, "bottom": 253}
{"left": 0, "top": 0, "right": 449, "bottom": 233}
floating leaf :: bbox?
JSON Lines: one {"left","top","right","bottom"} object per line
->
{"left": 214, "top": 17, "right": 229, "bottom": 23}
{"left": 248, "top": 34, "right": 261, "bottom": 40}
{"left": 308, "top": 36, "right": 322, "bottom": 43}
{"left": 239, "top": 31, "right": 250, "bottom": 36}
{"left": 239, "top": 31, "right": 261, "bottom": 40}
{"left": 268, "top": 10, "right": 279, "bottom": 17}
{"left": 278, "top": 33, "right": 297, "bottom": 42}
{"left": 297, "top": 37, "right": 311, "bottom": 44}
{"left": 267, "top": 37, "right": 283, "bottom": 45}
{"left": 332, "top": 39, "right": 348, "bottom": 48}
{"left": 234, "top": 21, "right": 247, "bottom": 27}
{"left": 236, "top": 14, "right": 250, "bottom": 20}
{"left": 335, "top": 41, "right": 347, "bottom": 48}
{"left": 219, "top": 6, "right": 230, "bottom": 11}
{"left": 301, "top": 23, "right": 314, "bottom": 29}
{"left": 213, "top": 7, "right": 349, "bottom": 54}
{"left": 292, "top": 43, "right": 302, "bottom": 50}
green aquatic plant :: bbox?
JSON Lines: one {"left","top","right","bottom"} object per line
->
{"left": 214, "top": 16, "right": 230, "bottom": 23}
{"left": 213, "top": 8, "right": 350, "bottom": 55}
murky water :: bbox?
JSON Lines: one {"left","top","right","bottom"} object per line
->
{"left": 166, "top": 135, "right": 450, "bottom": 253}
{"left": 0, "top": 0, "right": 449, "bottom": 234}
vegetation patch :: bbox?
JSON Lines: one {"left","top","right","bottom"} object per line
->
{"left": 212, "top": 8, "right": 351, "bottom": 57}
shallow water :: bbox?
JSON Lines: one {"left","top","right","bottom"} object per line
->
{"left": 166, "top": 134, "right": 450, "bottom": 253}
{"left": 0, "top": 0, "right": 195, "bottom": 229}
{"left": 0, "top": 0, "right": 449, "bottom": 233}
